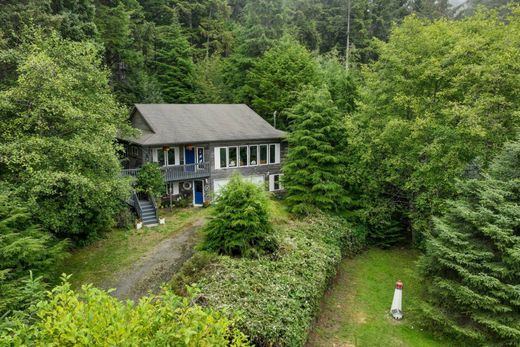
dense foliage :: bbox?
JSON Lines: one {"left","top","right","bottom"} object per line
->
{"left": 136, "top": 163, "right": 165, "bottom": 199}
{"left": 1, "top": 278, "right": 250, "bottom": 346}
{"left": 283, "top": 85, "right": 347, "bottom": 215}
{"left": 347, "top": 7, "right": 520, "bottom": 245}
{"left": 419, "top": 138, "right": 520, "bottom": 345}
{"left": 176, "top": 213, "right": 365, "bottom": 347}
{"left": 0, "top": 192, "right": 67, "bottom": 316}
{"left": 0, "top": 33, "right": 131, "bottom": 241}
{"left": 244, "top": 36, "right": 320, "bottom": 129}
{"left": 202, "top": 174, "right": 276, "bottom": 257}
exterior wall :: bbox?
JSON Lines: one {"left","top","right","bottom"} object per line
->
{"left": 208, "top": 139, "right": 287, "bottom": 200}
{"left": 125, "top": 139, "right": 286, "bottom": 203}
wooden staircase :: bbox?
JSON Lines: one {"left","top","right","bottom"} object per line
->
{"left": 139, "top": 199, "right": 159, "bottom": 226}
{"left": 130, "top": 191, "right": 159, "bottom": 227}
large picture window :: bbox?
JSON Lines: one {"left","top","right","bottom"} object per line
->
{"left": 239, "top": 146, "right": 248, "bottom": 166}
{"left": 249, "top": 145, "right": 258, "bottom": 166}
{"left": 215, "top": 143, "right": 280, "bottom": 169}
{"left": 220, "top": 147, "right": 227, "bottom": 168}
{"left": 269, "top": 144, "right": 276, "bottom": 164}
{"left": 259, "top": 145, "right": 268, "bottom": 165}
{"left": 228, "top": 147, "right": 238, "bottom": 167}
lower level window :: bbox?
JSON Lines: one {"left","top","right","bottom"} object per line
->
{"left": 269, "top": 174, "right": 283, "bottom": 191}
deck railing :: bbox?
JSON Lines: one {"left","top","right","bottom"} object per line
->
{"left": 122, "top": 162, "right": 210, "bottom": 182}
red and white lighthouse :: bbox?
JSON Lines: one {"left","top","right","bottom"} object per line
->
{"left": 390, "top": 280, "right": 403, "bottom": 320}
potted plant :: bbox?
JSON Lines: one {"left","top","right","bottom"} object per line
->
{"left": 136, "top": 219, "right": 143, "bottom": 230}
{"left": 159, "top": 217, "right": 166, "bottom": 225}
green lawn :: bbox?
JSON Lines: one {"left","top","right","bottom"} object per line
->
{"left": 307, "top": 248, "right": 455, "bottom": 347}
{"left": 57, "top": 207, "right": 209, "bottom": 288}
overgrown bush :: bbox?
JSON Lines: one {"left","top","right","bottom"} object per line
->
{"left": 1, "top": 277, "right": 250, "bottom": 346}
{"left": 0, "top": 192, "right": 68, "bottom": 317}
{"left": 136, "top": 163, "right": 165, "bottom": 199}
{"left": 201, "top": 174, "right": 277, "bottom": 258}
{"left": 178, "top": 213, "right": 365, "bottom": 347}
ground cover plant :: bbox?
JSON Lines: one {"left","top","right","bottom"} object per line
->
{"left": 173, "top": 207, "right": 366, "bottom": 347}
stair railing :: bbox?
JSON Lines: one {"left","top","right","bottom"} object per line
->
{"left": 132, "top": 190, "right": 143, "bottom": 221}
{"left": 149, "top": 192, "right": 159, "bottom": 222}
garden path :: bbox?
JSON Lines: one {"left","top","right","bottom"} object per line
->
{"left": 102, "top": 217, "right": 207, "bottom": 301}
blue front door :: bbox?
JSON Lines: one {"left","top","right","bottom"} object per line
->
{"left": 194, "top": 180, "right": 204, "bottom": 205}
{"left": 185, "top": 147, "right": 195, "bottom": 164}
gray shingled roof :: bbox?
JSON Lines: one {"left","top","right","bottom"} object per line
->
{"left": 125, "top": 104, "right": 286, "bottom": 145}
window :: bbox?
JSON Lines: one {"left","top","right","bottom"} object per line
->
{"left": 228, "top": 147, "right": 238, "bottom": 167}
{"left": 269, "top": 144, "right": 276, "bottom": 164}
{"left": 215, "top": 143, "right": 280, "bottom": 169}
{"left": 249, "top": 145, "right": 258, "bottom": 165}
{"left": 219, "top": 147, "right": 227, "bottom": 168}
{"left": 167, "top": 149, "right": 175, "bottom": 166}
{"left": 158, "top": 150, "right": 166, "bottom": 166}
{"left": 269, "top": 174, "right": 283, "bottom": 191}
{"left": 239, "top": 146, "right": 248, "bottom": 166}
{"left": 259, "top": 145, "right": 268, "bottom": 165}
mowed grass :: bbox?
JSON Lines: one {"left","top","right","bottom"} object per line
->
{"left": 57, "top": 207, "right": 209, "bottom": 289}
{"left": 307, "top": 248, "right": 455, "bottom": 347}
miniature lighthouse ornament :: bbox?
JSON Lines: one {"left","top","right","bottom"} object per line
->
{"left": 390, "top": 280, "right": 403, "bottom": 320}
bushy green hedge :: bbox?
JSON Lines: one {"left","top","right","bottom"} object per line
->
{"left": 1, "top": 277, "right": 249, "bottom": 346}
{"left": 175, "top": 213, "right": 366, "bottom": 347}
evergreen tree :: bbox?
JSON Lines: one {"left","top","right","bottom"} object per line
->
{"left": 201, "top": 174, "right": 276, "bottom": 258}
{"left": 154, "top": 17, "right": 195, "bottom": 103}
{"left": 419, "top": 138, "right": 520, "bottom": 345}
{"left": 244, "top": 35, "right": 320, "bottom": 129}
{"left": 0, "top": 190, "right": 67, "bottom": 316}
{"left": 283, "top": 85, "right": 347, "bottom": 215}
{"left": 171, "top": 0, "right": 233, "bottom": 58}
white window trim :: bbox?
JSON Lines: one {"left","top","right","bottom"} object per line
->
{"left": 269, "top": 174, "right": 283, "bottom": 192}
{"left": 153, "top": 147, "right": 180, "bottom": 166}
{"left": 215, "top": 143, "right": 281, "bottom": 170}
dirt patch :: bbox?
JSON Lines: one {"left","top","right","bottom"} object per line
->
{"left": 102, "top": 217, "right": 206, "bottom": 301}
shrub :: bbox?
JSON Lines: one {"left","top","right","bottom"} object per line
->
{"left": 1, "top": 277, "right": 250, "bottom": 346}
{"left": 0, "top": 192, "right": 68, "bottom": 316}
{"left": 182, "top": 213, "right": 366, "bottom": 347}
{"left": 136, "top": 163, "right": 165, "bottom": 199}
{"left": 201, "top": 174, "right": 277, "bottom": 258}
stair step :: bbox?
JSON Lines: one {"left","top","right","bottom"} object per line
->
{"left": 143, "top": 219, "right": 158, "bottom": 225}
{"left": 141, "top": 206, "right": 155, "bottom": 211}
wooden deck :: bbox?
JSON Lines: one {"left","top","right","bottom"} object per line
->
{"left": 122, "top": 163, "right": 210, "bottom": 182}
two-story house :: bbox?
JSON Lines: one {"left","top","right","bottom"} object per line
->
{"left": 120, "top": 104, "right": 286, "bottom": 225}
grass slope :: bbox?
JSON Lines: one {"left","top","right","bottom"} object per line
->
{"left": 58, "top": 207, "right": 208, "bottom": 288}
{"left": 307, "top": 248, "right": 455, "bottom": 347}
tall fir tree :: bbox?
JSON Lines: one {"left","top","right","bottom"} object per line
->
{"left": 154, "top": 17, "right": 195, "bottom": 103}
{"left": 283, "top": 85, "right": 347, "bottom": 215}
{"left": 419, "top": 137, "right": 520, "bottom": 345}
